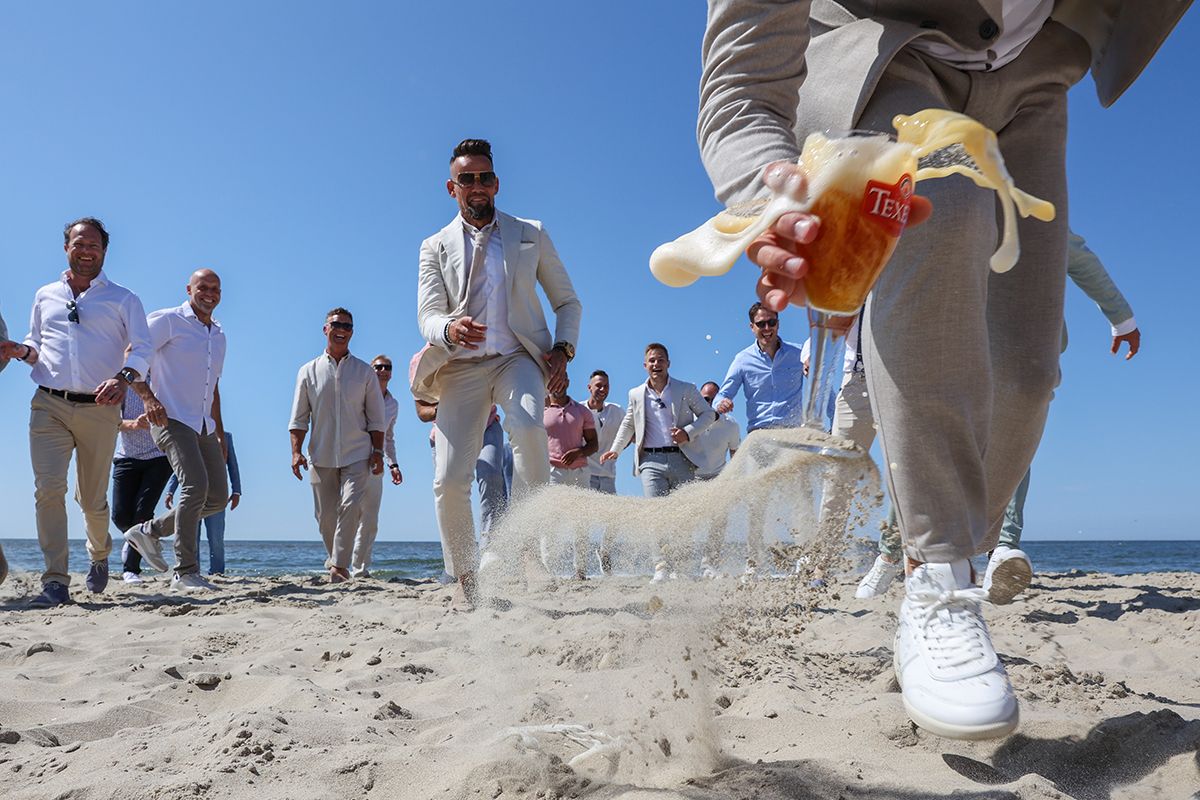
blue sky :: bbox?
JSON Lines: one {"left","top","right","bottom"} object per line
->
{"left": 1, "top": 3, "right": 1195, "bottom": 543}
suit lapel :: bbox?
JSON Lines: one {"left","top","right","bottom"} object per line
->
{"left": 444, "top": 217, "right": 467, "bottom": 309}
{"left": 500, "top": 211, "right": 520, "bottom": 296}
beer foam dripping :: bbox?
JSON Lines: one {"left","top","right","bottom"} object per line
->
{"left": 649, "top": 109, "right": 1054, "bottom": 285}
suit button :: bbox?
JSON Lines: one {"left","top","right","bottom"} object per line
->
{"left": 979, "top": 18, "right": 999, "bottom": 40}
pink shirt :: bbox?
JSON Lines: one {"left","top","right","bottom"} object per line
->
{"left": 544, "top": 398, "right": 595, "bottom": 469}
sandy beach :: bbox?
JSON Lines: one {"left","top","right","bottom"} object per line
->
{"left": 1, "top": 564, "right": 1197, "bottom": 800}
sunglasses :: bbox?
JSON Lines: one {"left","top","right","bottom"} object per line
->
{"left": 651, "top": 397, "right": 666, "bottom": 409}
{"left": 328, "top": 321, "right": 353, "bottom": 331}
{"left": 373, "top": 363, "right": 393, "bottom": 372}
{"left": 66, "top": 300, "right": 80, "bottom": 324}
{"left": 454, "top": 171, "right": 497, "bottom": 188}
{"left": 753, "top": 318, "right": 779, "bottom": 329}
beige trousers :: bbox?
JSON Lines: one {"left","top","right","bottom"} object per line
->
{"left": 29, "top": 389, "right": 120, "bottom": 586}
{"left": 351, "top": 473, "right": 385, "bottom": 575}
{"left": 312, "top": 460, "right": 370, "bottom": 570}
{"left": 433, "top": 352, "right": 550, "bottom": 577}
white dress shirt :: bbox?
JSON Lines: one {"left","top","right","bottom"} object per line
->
{"left": 909, "top": 0, "right": 1053, "bottom": 71}
{"left": 289, "top": 352, "right": 386, "bottom": 468}
{"left": 147, "top": 302, "right": 227, "bottom": 434}
{"left": 454, "top": 217, "right": 522, "bottom": 359}
{"left": 690, "top": 415, "right": 742, "bottom": 478}
{"left": 23, "top": 269, "right": 152, "bottom": 393}
{"left": 586, "top": 402, "right": 625, "bottom": 480}
{"left": 643, "top": 383, "right": 676, "bottom": 449}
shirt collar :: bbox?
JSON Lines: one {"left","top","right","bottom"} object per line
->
{"left": 60, "top": 268, "right": 109, "bottom": 289}
{"left": 461, "top": 214, "right": 500, "bottom": 238}
{"left": 178, "top": 300, "right": 222, "bottom": 331}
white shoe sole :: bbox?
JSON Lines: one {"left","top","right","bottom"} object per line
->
{"left": 988, "top": 557, "right": 1033, "bottom": 606}
{"left": 893, "top": 654, "right": 1020, "bottom": 740}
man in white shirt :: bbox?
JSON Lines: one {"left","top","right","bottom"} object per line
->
{"left": 289, "top": 308, "right": 386, "bottom": 583}
{"left": 411, "top": 139, "right": 582, "bottom": 605}
{"left": 123, "top": 269, "right": 229, "bottom": 592}
{"left": 1, "top": 218, "right": 155, "bottom": 607}
{"left": 351, "top": 354, "right": 404, "bottom": 578}
{"left": 584, "top": 370, "right": 624, "bottom": 495}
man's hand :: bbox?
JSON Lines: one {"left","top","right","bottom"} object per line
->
{"left": 559, "top": 447, "right": 584, "bottom": 466}
{"left": 715, "top": 398, "right": 734, "bottom": 414}
{"left": 94, "top": 378, "right": 126, "bottom": 406}
{"left": 1112, "top": 328, "right": 1140, "bottom": 360}
{"left": 165, "top": 493, "right": 174, "bottom": 510}
{"left": 229, "top": 493, "right": 240, "bottom": 510}
{"left": 291, "top": 452, "right": 309, "bottom": 480}
{"left": 448, "top": 316, "right": 487, "bottom": 350}
{"left": 135, "top": 413, "right": 150, "bottom": 429}
{"left": 369, "top": 451, "right": 384, "bottom": 476}
{"left": 136, "top": 389, "right": 168, "bottom": 427}
{"left": 0, "top": 341, "right": 29, "bottom": 362}
{"left": 543, "top": 349, "right": 568, "bottom": 395}
{"left": 670, "top": 426, "right": 690, "bottom": 444}
{"left": 599, "top": 451, "right": 618, "bottom": 464}
{"left": 747, "top": 162, "right": 933, "bottom": 311}
{"left": 390, "top": 464, "right": 403, "bottom": 485}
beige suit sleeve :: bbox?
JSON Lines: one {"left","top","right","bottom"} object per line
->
{"left": 699, "top": 0, "right": 813, "bottom": 205}
{"left": 608, "top": 390, "right": 638, "bottom": 456}
{"left": 533, "top": 223, "right": 582, "bottom": 348}
{"left": 681, "top": 382, "right": 718, "bottom": 441}
{"left": 417, "top": 233, "right": 456, "bottom": 350}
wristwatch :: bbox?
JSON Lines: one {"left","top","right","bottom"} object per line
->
{"left": 116, "top": 367, "right": 139, "bottom": 384}
{"left": 552, "top": 341, "right": 575, "bottom": 361}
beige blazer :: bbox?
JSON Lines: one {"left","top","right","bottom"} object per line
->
{"left": 700, "top": 0, "right": 1192, "bottom": 203}
{"left": 608, "top": 377, "right": 719, "bottom": 475}
{"left": 411, "top": 211, "right": 582, "bottom": 402}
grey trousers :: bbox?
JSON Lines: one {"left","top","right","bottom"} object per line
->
{"left": 850, "top": 23, "right": 1091, "bottom": 562}
{"left": 312, "top": 460, "right": 370, "bottom": 571}
{"left": 149, "top": 419, "right": 229, "bottom": 576}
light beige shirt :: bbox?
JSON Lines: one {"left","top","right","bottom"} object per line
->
{"left": 289, "top": 352, "right": 386, "bottom": 468}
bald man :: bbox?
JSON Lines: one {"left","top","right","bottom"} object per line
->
{"left": 124, "top": 269, "right": 229, "bottom": 592}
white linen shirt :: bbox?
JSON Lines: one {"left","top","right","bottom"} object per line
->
{"left": 147, "top": 302, "right": 226, "bottom": 434}
{"left": 643, "top": 383, "right": 676, "bottom": 449}
{"left": 586, "top": 402, "right": 625, "bottom": 480}
{"left": 454, "top": 217, "right": 522, "bottom": 359}
{"left": 24, "top": 269, "right": 152, "bottom": 393}
{"left": 382, "top": 391, "right": 399, "bottom": 466}
{"left": 289, "top": 352, "right": 386, "bottom": 469}
{"left": 690, "top": 415, "right": 742, "bottom": 478}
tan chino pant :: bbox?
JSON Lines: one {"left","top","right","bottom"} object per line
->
{"left": 312, "top": 460, "right": 371, "bottom": 571}
{"left": 29, "top": 390, "right": 121, "bottom": 586}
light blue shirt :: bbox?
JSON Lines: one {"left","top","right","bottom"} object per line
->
{"left": 716, "top": 340, "right": 805, "bottom": 432}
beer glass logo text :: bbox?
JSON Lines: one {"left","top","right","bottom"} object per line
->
{"left": 861, "top": 174, "right": 913, "bottom": 237}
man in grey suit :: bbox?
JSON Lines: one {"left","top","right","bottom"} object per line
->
{"left": 602, "top": 343, "right": 717, "bottom": 581}
{"left": 698, "top": 0, "right": 1188, "bottom": 738}
{"left": 412, "top": 138, "right": 582, "bottom": 606}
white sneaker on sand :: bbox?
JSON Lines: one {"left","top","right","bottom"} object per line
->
{"left": 122, "top": 571, "right": 143, "bottom": 584}
{"left": 856, "top": 554, "right": 903, "bottom": 598}
{"left": 894, "top": 560, "right": 1018, "bottom": 740}
{"left": 123, "top": 522, "right": 169, "bottom": 573}
{"left": 649, "top": 561, "right": 675, "bottom": 584}
{"left": 172, "top": 573, "right": 215, "bottom": 592}
{"left": 983, "top": 547, "right": 1033, "bottom": 605}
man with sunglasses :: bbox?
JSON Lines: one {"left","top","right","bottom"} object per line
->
{"left": 1, "top": 218, "right": 154, "bottom": 607}
{"left": 350, "top": 354, "right": 404, "bottom": 578}
{"left": 714, "top": 303, "right": 806, "bottom": 433}
{"left": 289, "top": 308, "right": 387, "bottom": 583}
{"left": 412, "top": 138, "right": 582, "bottom": 606}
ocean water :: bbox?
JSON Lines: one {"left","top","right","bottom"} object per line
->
{"left": 2, "top": 538, "right": 1198, "bottom": 581}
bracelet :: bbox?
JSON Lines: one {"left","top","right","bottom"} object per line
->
{"left": 389, "top": 463, "right": 399, "bottom": 470}
{"left": 20, "top": 344, "right": 33, "bottom": 363}
{"left": 443, "top": 321, "right": 454, "bottom": 346}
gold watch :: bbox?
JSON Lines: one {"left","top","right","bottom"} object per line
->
{"left": 552, "top": 341, "right": 575, "bottom": 361}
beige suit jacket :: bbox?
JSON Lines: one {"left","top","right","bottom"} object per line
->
{"left": 700, "top": 0, "right": 1192, "bottom": 203}
{"left": 411, "top": 211, "right": 582, "bottom": 402}
{"left": 608, "top": 377, "right": 719, "bottom": 475}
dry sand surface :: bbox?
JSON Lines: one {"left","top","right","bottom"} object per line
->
{"left": 0, "top": 567, "right": 1198, "bottom": 800}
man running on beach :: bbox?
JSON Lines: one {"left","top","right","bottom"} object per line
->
{"left": 698, "top": 0, "right": 1187, "bottom": 738}
{"left": 124, "top": 269, "right": 229, "bottom": 592}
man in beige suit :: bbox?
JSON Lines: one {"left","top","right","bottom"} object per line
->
{"left": 412, "top": 138, "right": 582, "bottom": 605}
{"left": 699, "top": 0, "right": 1189, "bottom": 739}
{"left": 602, "top": 343, "right": 717, "bottom": 581}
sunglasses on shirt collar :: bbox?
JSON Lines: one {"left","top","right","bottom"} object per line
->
{"left": 66, "top": 300, "right": 80, "bottom": 324}
{"left": 453, "top": 171, "right": 497, "bottom": 188}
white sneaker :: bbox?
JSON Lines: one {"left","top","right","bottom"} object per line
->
{"left": 982, "top": 547, "right": 1032, "bottom": 606}
{"left": 122, "top": 571, "right": 143, "bottom": 584}
{"left": 123, "top": 522, "right": 169, "bottom": 573}
{"left": 856, "top": 554, "right": 903, "bottom": 598}
{"left": 171, "top": 572, "right": 215, "bottom": 592}
{"left": 649, "top": 561, "right": 670, "bottom": 584}
{"left": 893, "top": 560, "right": 1018, "bottom": 740}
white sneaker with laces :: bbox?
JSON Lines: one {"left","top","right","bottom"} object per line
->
{"left": 856, "top": 554, "right": 903, "bottom": 598}
{"left": 122, "top": 571, "right": 143, "bottom": 584}
{"left": 893, "top": 559, "right": 1018, "bottom": 740}
{"left": 172, "top": 572, "right": 215, "bottom": 592}
{"left": 123, "top": 522, "right": 169, "bottom": 573}
{"left": 982, "top": 547, "right": 1032, "bottom": 605}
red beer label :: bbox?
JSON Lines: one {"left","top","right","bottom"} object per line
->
{"left": 861, "top": 174, "right": 913, "bottom": 237}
